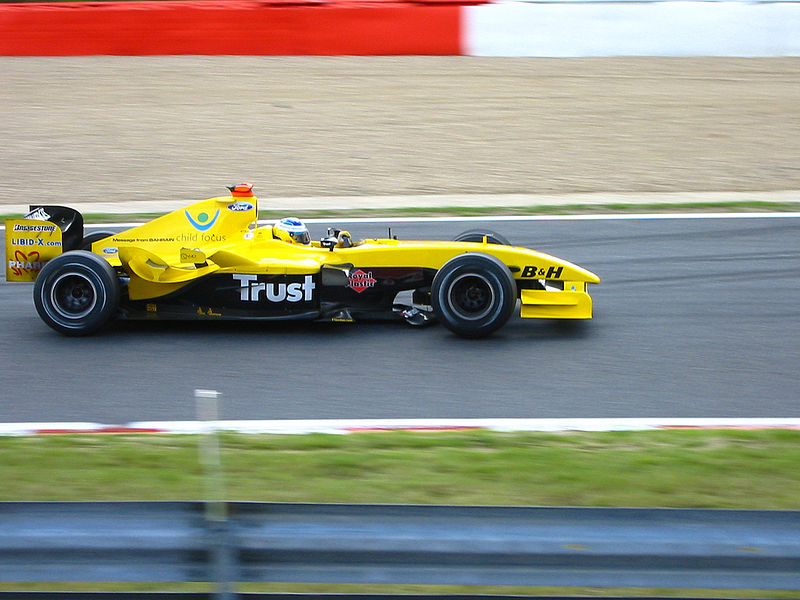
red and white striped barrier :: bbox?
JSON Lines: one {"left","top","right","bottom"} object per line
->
{"left": 0, "top": 0, "right": 462, "bottom": 56}
{"left": 1, "top": 0, "right": 798, "bottom": 57}
{"left": 1, "top": 418, "right": 799, "bottom": 435}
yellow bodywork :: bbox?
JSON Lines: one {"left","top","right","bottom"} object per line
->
{"left": 13, "top": 190, "right": 599, "bottom": 320}
{"left": 92, "top": 192, "right": 599, "bottom": 318}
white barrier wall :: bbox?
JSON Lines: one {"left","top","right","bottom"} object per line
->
{"left": 2, "top": 0, "right": 799, "bottom": 56}
{"left": 465, "top": 1, "right": 800, "bottom": 56}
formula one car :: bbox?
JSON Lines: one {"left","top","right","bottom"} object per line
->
{"left": 6, "top": 183, "right": 599, "bottom": 338}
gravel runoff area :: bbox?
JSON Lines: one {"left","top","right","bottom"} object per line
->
{"left": 1, "top": 56, "right": 799, "bottom": 214}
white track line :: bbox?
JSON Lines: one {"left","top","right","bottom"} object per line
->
{"left": 2, "top": 418, "right": 799, "bottom": 436}
{"left": 300, "top": 213, "right": 800, "bottom": 224}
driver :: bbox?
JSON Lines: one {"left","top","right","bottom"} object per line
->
{"left": 273, "top": 217, "right": 311, "bottom": 245}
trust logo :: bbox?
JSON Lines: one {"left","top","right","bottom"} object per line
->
{"left": 185, "top": 209, "right": 220, "bottom": 232}
{"left": 233, "top": 274, "right": 315, "bottom": 303}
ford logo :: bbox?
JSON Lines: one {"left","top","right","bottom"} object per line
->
{"left": 227, "top": 202, "right": 254, "bottom": 212}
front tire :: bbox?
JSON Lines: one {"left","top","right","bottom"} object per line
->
{"left": 431, "top": 253, "right": 516, "bottom": 338}
{"left": 33, "top": 251, "right": 120, "bottom": 336}
{"left": 452, "top": 229, "right": 511, "bottom": 246}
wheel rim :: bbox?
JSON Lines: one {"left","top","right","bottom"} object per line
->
{"left": 447, "top": 273, "right": 496, "bottom": 320}
{"left": 50, "top": 272, "right": 98, "bottom": 319}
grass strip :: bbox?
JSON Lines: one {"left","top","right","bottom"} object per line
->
{"left": 3, "top": 429, "right": 800, "bottom": 596}
{"left": 3, "top": 429, "right": 800, "bottom": 506}
{"left": 2, "top": 201, "right": 800, "bottom": 224}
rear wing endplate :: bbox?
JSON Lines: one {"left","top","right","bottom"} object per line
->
{"left": 5, "top": 206, "right": 83, "bottom": 282}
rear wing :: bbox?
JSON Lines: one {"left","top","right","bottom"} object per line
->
{"left": 5, "top": 206, "right": 83, "bottom": 282}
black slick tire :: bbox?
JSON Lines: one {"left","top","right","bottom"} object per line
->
{"left": 80, "top": 231, "right": 115, "bottom": 251}
{"left": 431, "top": 253, "right": 517, "bottom": 338}
{"left": 451, "top": 229, "right": 511, "bottom": 246}
{"left": 33, "top": 250, "right": 120, "bottom": 336}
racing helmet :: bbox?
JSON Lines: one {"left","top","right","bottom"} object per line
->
{"left": 273, "top": 217, "right": 310, "bottom": 245}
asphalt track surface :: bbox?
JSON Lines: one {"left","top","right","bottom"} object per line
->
{"left": 2, "top": 215, "right": 799, "bottom": 424}
{"left": 2, "top": 57, "right": 799, "bottom": 426}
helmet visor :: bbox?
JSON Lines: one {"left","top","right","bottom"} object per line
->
{"left": 291, "top": 231, "right": 311, "bottom": 245}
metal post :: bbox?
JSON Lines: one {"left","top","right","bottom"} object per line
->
{"left": 195, "top": 389, "right": 235, "bottom": 600}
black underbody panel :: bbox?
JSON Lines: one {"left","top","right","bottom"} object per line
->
{"left": 117, "top": 267, "right": 437, "bottom": 322}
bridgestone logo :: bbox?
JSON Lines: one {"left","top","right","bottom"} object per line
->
{"left": 13, "top": 224, "right": 57, "bottom": 232}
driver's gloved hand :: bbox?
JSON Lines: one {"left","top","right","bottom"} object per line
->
{"left": 337, "top": 231, "right": 352, "bottom": 248}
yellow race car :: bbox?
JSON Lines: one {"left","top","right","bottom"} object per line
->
{"left": 6, "top": 184, "right": 600, "bottom": 338}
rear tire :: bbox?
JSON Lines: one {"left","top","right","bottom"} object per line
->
{"left": 33, "top": 251, "right": 120, "bottom": 336}
{"left": 431, "top": 253, "right": 516, "bottom": 338}
{"left": 80, "top": 231, "right": 115, "bottom": 251}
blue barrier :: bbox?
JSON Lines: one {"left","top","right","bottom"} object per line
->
{"left": 2, "top": 502, "right": 800, "bottom": 589}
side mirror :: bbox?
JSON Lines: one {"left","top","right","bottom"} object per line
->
{"left": 320, "top": 237, "right": 338, "bottom": 251}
